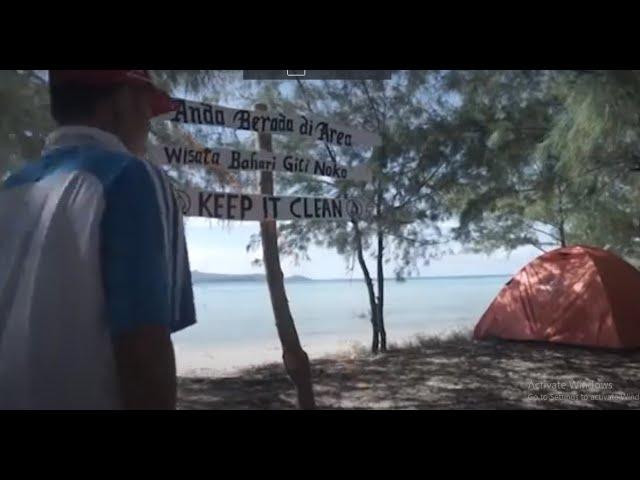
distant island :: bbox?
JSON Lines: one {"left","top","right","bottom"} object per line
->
{"left": 191, "top": 271, "right": 511, "bottom": 284}
{"left": 191, "top": 271, "right": 313, "bottom": 283}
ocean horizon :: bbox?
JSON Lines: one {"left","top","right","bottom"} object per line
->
{"left": 192, "top": 272, "right": 514, "bottom": 282}
{"left": 306, "top": 273, "right": 513, "bottom": 281}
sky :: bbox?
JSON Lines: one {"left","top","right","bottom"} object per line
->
{"left": 173, "top": 72, "right": 544, "bottom": 279}
{"left": 184, "top": 217, "right": 543, "bottom": 279}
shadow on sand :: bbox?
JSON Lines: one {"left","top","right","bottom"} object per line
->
{"left": 178, "top": 333, "right": 640, "bottom": 410}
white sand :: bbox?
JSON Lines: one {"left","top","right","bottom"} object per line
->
{"left": 174, "top": 326, "right": 467, "bottom": 376}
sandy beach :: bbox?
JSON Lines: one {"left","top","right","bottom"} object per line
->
{"left": 174, "top": 326, "right": 466, "bottom": 376}
{"left": 177, "top": 333, "right": 640, "bottom": 409}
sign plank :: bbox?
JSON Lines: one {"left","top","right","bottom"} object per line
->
{"left": 173, "top": 187, "right": 366, "bottom": 221}
{"left": 149, "top": 144, "right": 373, "bottom": 182}
{"left": 154, "top": 98, "right": 382, "bottom": 148}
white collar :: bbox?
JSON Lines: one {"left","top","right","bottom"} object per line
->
{"left": 43, "top": 126, "right": 131, "bottom": 156}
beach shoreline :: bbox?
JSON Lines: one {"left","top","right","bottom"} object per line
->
{"left": 174, "top": 325, "right": 471, "bottom": 377}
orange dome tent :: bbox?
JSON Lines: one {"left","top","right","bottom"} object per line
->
{"left": 474, "top": 245, "right": 640, "bottom": 349}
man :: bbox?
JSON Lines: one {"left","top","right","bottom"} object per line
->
{"left": 0, "top": 70, "right": 196, "bottom": 410}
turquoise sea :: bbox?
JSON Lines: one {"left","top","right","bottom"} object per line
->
{"left": 173, "top": 275, "right": 510, "bottom": 375}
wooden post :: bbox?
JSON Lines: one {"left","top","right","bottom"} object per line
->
{"left": 255, "top": 103, "right": 316, "bottom": 410}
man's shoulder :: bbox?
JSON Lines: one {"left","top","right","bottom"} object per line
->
{"left": 52, "top": 146, "right": 151, "bottom": 191}
{"left": 2, "top": 146, "right": 174, "bottom": 218}
{"left": 97, "top": 152, "right": 172, "bottom": 207}
{"left": 2, "top": 160, "right": 47, "bottom": 190}
{"left": 50, "top": 146, "right": 170, "bottom": 205}
{"left": 2, "top": 146, "right": 147, "bottom": 192}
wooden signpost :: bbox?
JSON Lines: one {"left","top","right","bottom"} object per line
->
{"left": 156, "top": 98, "right": 382, "bottom": 148}
{"left": 153, "top": 98, "right": 379, "bottom": 410}
{"left": 148, "top": 144, "right": 373, "bottom": 182}
{"left": 169, "top": 189, "right": 366, "bottom": 221}
{"left": 255, "top": 103, "right": 315, "bottom": 409}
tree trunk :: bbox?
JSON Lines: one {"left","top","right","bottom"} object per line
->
{"left": 353, "top": 221, "right": 380, "bottom": 353}
{"left": 256, "top": 104, "right": 316, "bottom": 410}
{"left": 557, "top": 182, "right": 568, "bottom": 248}
{"left": 559, "top": 220, "right": 567, "bottom": 248}
{"left": 375, "top": 173, "right": 387, "bottom": 353}
{"left": 377, "top": 228, "right": 387, "bottom": 352}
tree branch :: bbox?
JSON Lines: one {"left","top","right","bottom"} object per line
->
{"left": 359, "top": 80, "right": 383, "bottom": 131}
{"left": 296, "top": 78, "right": 338, "bottom": 162}
{"left": 528, "top": 226, "right": 561, "bottom": 242}
{"left": 391, "top": 188, "right": 439, "bottom": 212}
{"left": 390, "top": 234, "right": 443, "bottom": 247}
{"left": 530, "top": 243, "right": 548, "bottom": 254}
{"left": 423, "top": 158, "right": 447, "bottom": 186}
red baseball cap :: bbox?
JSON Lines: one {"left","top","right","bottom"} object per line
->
{"left": 48, "top": 70, "right": 177, "bottom": 117}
